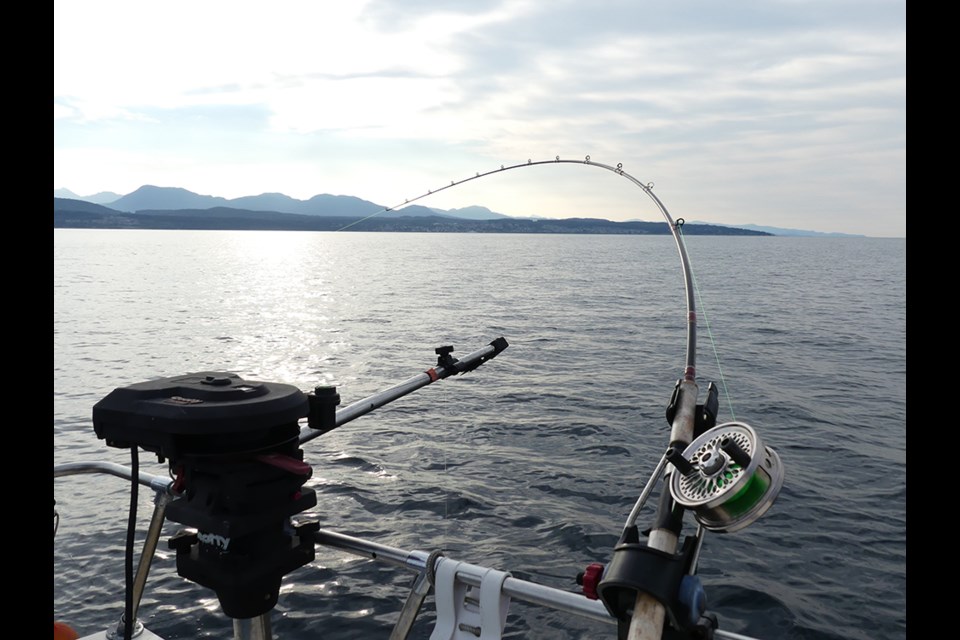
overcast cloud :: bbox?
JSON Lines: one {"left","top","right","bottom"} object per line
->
{"left": 54, "top": 0, "right": 906, "bottom": 236}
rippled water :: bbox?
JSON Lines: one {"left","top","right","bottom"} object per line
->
{"left": 53, "top": 230, "right": 906, "bottom": 640}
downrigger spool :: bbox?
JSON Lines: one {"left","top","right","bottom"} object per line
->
{"left": 668, "top": 421, "right": 784, "bottom": 533}
{"left": 92, "top": 372, "right": 319, "bottom": 619}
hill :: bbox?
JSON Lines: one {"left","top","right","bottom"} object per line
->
{"left": 53, "top": 198, "right": 770, "bottom": 235}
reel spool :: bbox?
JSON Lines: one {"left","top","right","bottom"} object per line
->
{"left": 668, "top": 421, "right": 784, "bottom": 533}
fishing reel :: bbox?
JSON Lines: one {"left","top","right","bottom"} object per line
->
{"left": 667, "top": 421, "right": 784, "bottom": 533}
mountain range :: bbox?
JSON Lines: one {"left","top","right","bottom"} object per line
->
{"left": 53, "top": 186, "right": 511, "bottom": 221}
{"left": 53, "top": 185, "right": 848, "bottom": 236}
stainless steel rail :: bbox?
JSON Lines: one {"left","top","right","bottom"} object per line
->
{"left": 54, "top": 461, "right": 173, "bottom": 494}
{"left": 314, "top": 528, "right": 762, "bottom": 640}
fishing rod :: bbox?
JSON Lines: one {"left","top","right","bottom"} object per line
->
{"left": 356, "top": 156, "right": 785, "bottom": 640}
{"left": 338, "top": 157, "right": 697, "bottom": 638}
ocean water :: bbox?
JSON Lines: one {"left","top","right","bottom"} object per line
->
{"left": 53, "top": 229, "right": 906, "bottom": 640}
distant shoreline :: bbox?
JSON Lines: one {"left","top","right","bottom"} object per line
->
{"left": 53, "top": 185, "right": 871, "bottom": 237}
{"left": 53, "top": 203, "right": 771, "bottom": 236}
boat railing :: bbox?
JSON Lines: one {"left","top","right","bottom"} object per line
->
{"left": 54, "top": 461, "right": 762, "bottom": 640}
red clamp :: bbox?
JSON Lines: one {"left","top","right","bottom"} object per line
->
{"left": 170, "top": 466, "right": 186, "bottom": 495}
{"left": 580, "top": 563, "right": 604, "bottom": 600}
{"left": 256, "top": 453, "right": 313, "bottom": 477}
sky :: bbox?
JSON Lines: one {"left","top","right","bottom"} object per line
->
{"left": 54, "top": 1, "right": 906, "bottom": 237}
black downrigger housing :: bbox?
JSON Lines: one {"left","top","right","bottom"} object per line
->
{"left": 92, "top": 372, "right": 322, "bottom": 619}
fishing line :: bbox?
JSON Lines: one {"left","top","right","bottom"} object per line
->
{"left": 676, "top": 224, "right": 736, "bottom": 422}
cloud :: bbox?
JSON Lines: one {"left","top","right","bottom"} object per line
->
{"left": 53, "top": 0, "right": 906, "bottom": 236}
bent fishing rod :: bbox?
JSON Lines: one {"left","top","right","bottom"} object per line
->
{"left": 360, "top": 157, "right": 783, "bottom": 640}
